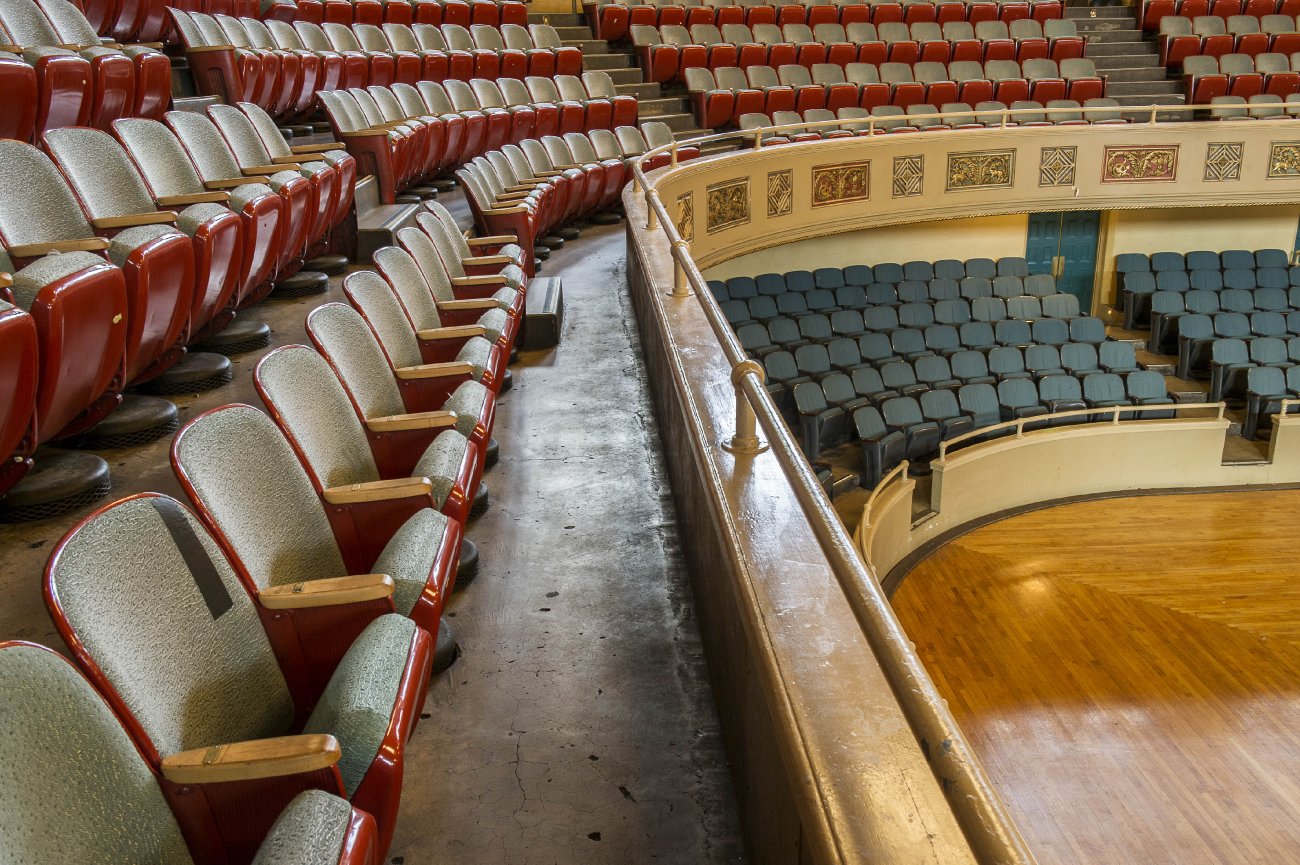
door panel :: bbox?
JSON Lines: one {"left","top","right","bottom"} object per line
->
{"left": 1024, "top": 210, "right": 1100, "bottom": 312}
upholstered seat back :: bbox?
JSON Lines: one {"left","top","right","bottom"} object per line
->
{"left": 44, "top": 127, "right": 161, "bottom": 219}
{"left": 113, "top": 119, "right": 208, "bottom": 197}
{"left": 343, "top": 270, "right": 433, "bottom": 369}
{"left": 0, "top": 140, "right": 94, "bottom": 247}
{"left": 209, "top": 103, "right": 278, "bottom": 166}
{"left": 305, "top": 302, "right": 410, "bottom": 419}
{"left": 47, "top": 494, "right": 296, "bottom": 757}
{"left": 256, "top": 346, "right": 382, "bottom": 490}
{"left": 0, "top": 642, "right": 195, "bottom": 864}
{"left": 173, "top": 405, "right": 349, "bottom": 592}
{"left": 165, "top": 110, "right": 251, "bottom": 182}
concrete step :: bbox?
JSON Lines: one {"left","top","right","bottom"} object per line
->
{"left": 1073, "top": 17, "right": 1140, "bottom": 32}
{"left": 1086, "top": 40, "right": 1158, "bottom": 56}
{"left": 639, "top": 95, "right": 690, "bottom": 117}
{"left": 171, "top": 94, "right": 218, "bottom": 114}
{"left": 564, "top": 38, "right": 608, "bottom": 53}
{"left": 552, "top": 25, "right": 593, "bottom": 39}
{"left": 582, "top": 52, "right": 635, "bottom": 69}
{"left": 1082, "top": 27, "right": 1144, "bottom": 41}
{"left": 528, "top": 11, "right": 585, "bottom": 26}
{"left": 1105, "top": 78, "right": 1183, "bottom": 95}
{"left": 1066, "top": 6, "right": 1135, "bottom": 18}
{"left": 616, "top": 81, "right": 662, "bottom": 99}
{"left": 654, "top": 111, "right": 697, "bottom": 131}
{"left": 603, "top": 66, "right": 646, "bottom": 85}
{"left": 1089, "top": 53, "right": 1161, "bottom": 69}
{"left": 1098, "top": 65, "right": 1170, "bottom": 82}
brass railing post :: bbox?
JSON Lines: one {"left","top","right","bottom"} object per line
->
{"left": 723, "top": 360, "right": 768, "bottom": 455}
{"left": 671, "top": 240, "right": 691, "bottom": 297}
{"left": 645, "top": 190, "right": 657, "bottom": 230}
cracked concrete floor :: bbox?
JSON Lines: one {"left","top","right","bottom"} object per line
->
{"left": 388, "top": 216, "right": 746, "bottom": 865}
{"left": 0, "top": 195, "right": 746, "bottom": 865}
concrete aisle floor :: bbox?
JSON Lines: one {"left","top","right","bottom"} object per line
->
{"left": 389, "top": 217, "right": 746, "bottom": 864}
{"left": 0, "top": 196, "right": 746, "bottom": 865}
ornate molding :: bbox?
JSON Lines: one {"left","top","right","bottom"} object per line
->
{"left": 1268, "top": 141, "right": 1300, "bottom": 178}
{"left": 767, "top": 168, "right": 792, "bottom": 217}
{"left": 1204, "top": 142, "right": 1243, "bottom": 182}
{"left": 892, "top": 154, "right": 923, "bottom": 197}
{"left": 811, "top": 160, "right": 870, "bottom": 206}
{"left": 705, "top": 177, "right": 749, "bottom": 234}
{"left": 1102, "top": 145, "right": 1178, "bottom": 182}
{"left": 946, "top": 150, "right": 1014, "bottom": 191}
{"left": 1039, "top": 146, "right": 1076, "bottom": 187}
{"left": 676, "top": 191, "right": 694, "bottom": 242}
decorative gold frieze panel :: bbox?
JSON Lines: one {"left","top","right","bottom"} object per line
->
{"left": 811, "top": 160, "right": 870, "bottom": 206}
{"left": 1268, "top": 142, "right": 1300, "bottom": 178}
{"left": 767, "top": 169, "right": 793, "bottom": 217}
{"left": 1039, "top": 146, "right": 1076, "bottom": 187}
{"left": 676, "top": 191, "right": 693, "bottom": 242}
{"left": 1204, "top": 142, "right": 1243, "bottom": 182}
{"left": 1102, "top": 145, "right": 1178, "bottom": 182}
{"left": 705, "top": 178, "right": 749, "bottom": 233}
{"left": 892, "top": 155, "right": 923, "bottom": 197}
{"left": 946, "top": 150, "right": 1014, "bottom": 191}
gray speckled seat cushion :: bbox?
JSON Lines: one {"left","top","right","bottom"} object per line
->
{"left": 250, "top": 790, "right": 351, "bottom": 865}
{"left": 303, "top": 614, "right": 417, "bottom": 795}
{"left": 476, "top": 307, "right": 509, "bottom": 344}
{"left": 500, "top": 263, "right": 526, "bottom": 291}
{"left": 412, "top": 429, "right": 471, "bottom": 508}
{"left": 371, "top": 507, "right": 449, "bottom": 614}
{"left": 178, "top": 202, "right": 233, "bottom": 237}
{"left": 491, "top": 285, "right": 519, "bottom": 311}
{"left": 455, "top": 336, "right": 493, "bottom": 384}
{"left": 445, "top": 380, "right": 490, "bottom": 439}
{"left": 318, "top": 150, "right": 351, "bottom": 168}
{"left": 108, "top": 224, "right": 184, "bottom": 268}
{"left": 0, "top": 644, "right": 195, "bottom": 864}
{"left": 269, "top": 169, "right": 305, "bottom": 191}
{"left": 9, "top": 251, "right": 108, "bottom": 311}
{"left": 229, "top": 181, "right": 277, "bottom": 211}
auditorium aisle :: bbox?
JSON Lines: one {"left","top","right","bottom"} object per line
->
{"left": 0, "top": 194, "right": 745, "bottom": 864}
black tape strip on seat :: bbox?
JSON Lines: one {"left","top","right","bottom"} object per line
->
{"left": 152, "top": 497, "right": 234, "bottom": 620}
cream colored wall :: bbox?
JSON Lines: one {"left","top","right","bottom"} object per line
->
{"left": 529, "top": 0, "right": 580, "bottom": 13}
{"left": 1093, "top": 205, "right": 1300, "bottom": 308}
{"left": 703, "top": 214, "right": 1030, "bottom": 281}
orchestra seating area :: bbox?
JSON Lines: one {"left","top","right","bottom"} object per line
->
{"left": 712, "top": 258, "right": 1169, "bottom": 487}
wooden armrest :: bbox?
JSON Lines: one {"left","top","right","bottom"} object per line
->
{"left": 0, "top": 272, "right": 10, "bottom": 289}
{"left": 259, "top": 573, "right": 395, "bottom": 610}
{"left": 322, "top": 476, "right": 433, "bottom": 504}
{"left": 291, "top": 141, "right": 343, "bottom": 153}
{"left": 271, "top": 153, "right": 306, "bottom": 164}
{"left": 244, "top": 164, "right": 297, "bottom": 174}
{"left": 366, "top": 410, "right": 460, "bottom": 432}
{"left": 342, "top": 128, "right": 388, "bottom": 138}
{"left": 504, "top": 182, "right": 538, "bottom": 192}
{"left": 439, "top": 298, "right": 499, "bottom": 311}
{"left": 416, "top": 325, "right": 486, "bottom": 340}
{"left": 467, "top": 234, "right": 518, "bottom": 246}
{"left": 483, "top": 204, "right": 530, "bottom": 215}
{"left": 496, "top": 190, "right": 534, "bottom": 201}
{"left": 395, "top": 359, "right": 477, "bottom": 378}
{"left": 534, "top": 169, "right": 565, "bottom": 177}
{"left": 161, "top": 734, "right": 341, "bottom": 784}
{"left": 8, "top": 237, "right": 110, "bottom": 257}
{"left": 187, "top": 43, "right": 237, "bottom": 52}
{"left": 205, "top": 176, "right": 269, "bottom": 189}
{"left": 463, "top": 254, "right": 512, "bottom": 266}
{"left": 157, "top": 191, "right": 230, "bottom": 206}
{"left": 91, "top": 211, "right": 177, "bottom": 230}
{"left": 452, "top": 274, "right": 506, "bottom": 287}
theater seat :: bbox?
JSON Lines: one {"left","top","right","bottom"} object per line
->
{"left": 256, "top": 344, "right": 485, "bottom": 544}
{"left": 0, "top": 641, "right": 383, "bottom": 865}
{"left": 0, "top": 300, "right": 37, "bottom": 497}
{"left": 44, "top": 492, "right": 431, "bottom": 862}
{"left": 307, "top": 300, "right": 498, "bottom": 467}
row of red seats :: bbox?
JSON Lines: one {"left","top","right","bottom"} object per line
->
{"left": 1141, "top": 0, "right": 1300, "bottom": 30}
{"left": 174, "top": 11, "right": 583, "bottom": 122}
{"left": 269, "top": 0, "right": 528, "bottom": 29}
{"left": 1160, "top": 16, "right": 1300, "bottom": 64}
{"left": 1184, "top": 50, "right": 1300, "bottom": 98}
{"left": 0, "top": 103, "right": 353, "bottom": 498}
{"left": 0, "top": 0, "right": 171, "bottom": 142}
{"left": 319, "top": 77, "right": 637, "bottom": 203}
{"left": 688, "top": 61, "right": 1102, "bottom": 125}
{"left": 635, "top": 25, "right": 1086, "bottom": 82}
{"left": 590, "top": 0, "right": 1064, "bottom": 42}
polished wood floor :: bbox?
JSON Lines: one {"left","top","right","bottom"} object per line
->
{"left": 892, "top": 490, "right": 1300, "bottom": 865}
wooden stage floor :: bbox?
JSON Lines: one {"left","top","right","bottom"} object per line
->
{"left": 892, "top": 490, "right": 1300, "bottom": 865}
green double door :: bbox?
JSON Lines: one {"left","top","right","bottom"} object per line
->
{"left": 1025, "top": 211, "right": 1101, "bottom": 312}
